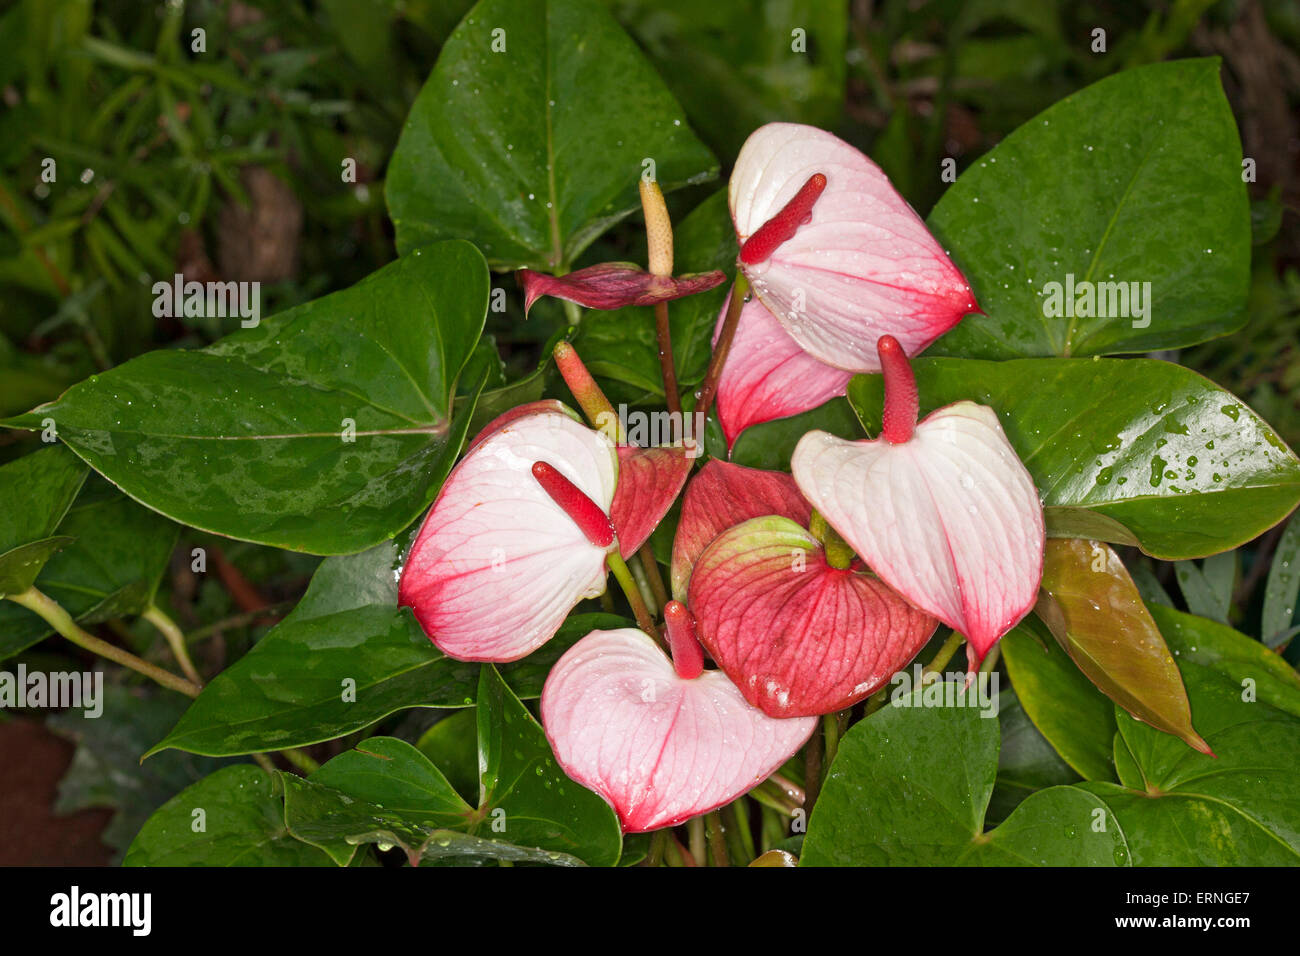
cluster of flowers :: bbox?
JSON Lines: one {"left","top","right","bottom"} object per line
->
{"left": 398, "top": 123, "right": 1046, "bottom": 833}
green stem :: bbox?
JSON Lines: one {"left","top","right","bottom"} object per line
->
{"left": 979, "top": 644, "right": 1002, "bottom": 674}
{"left": 924, "top": 631, "right": 966, "bottom": 678}
{"left": 637, "top": 546, "right": 669, "bottom": 611}
{"left": 606, "top": 550, "right": 661, "bottom": 642}
{"left": 723, "top": 801, "right": 753, "bottom": 863}
{"left": 252, "top": 753, "right": 277, "bottom": 774}
{"left": 142, "top": 604, "right": 203, "bottom": 686}
{"left": 704, "top": 811, "right": 729, "bottom": 867}
{"left": 688, "top": 815, "right": 706, "bottom": 866}
{"left": 644, "top": 829, "right": 668, "bottom": 867}
{"left": 804, "top": 724, "right": 824, "bottom": 814}
{"left": 281, "top": 747, "right": 320, "bottom": 775}
{"left": 822, "top": 712, "right": 841, "bottom": 767}
{"left": 8, "top": 588, "right": 201, "bottom": 698}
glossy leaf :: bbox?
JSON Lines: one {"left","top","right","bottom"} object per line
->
{"left": 928, "top": 59, "right": 1249, "bottom": 358}
{"left": 801, "top": 686, "right": 1127, "bottom": 866}
{"left": 146, "top": 536, "right": 621, "bottom": 757}
{"left": 386, "top": 0, "right": 716, "bottom": 270}
{"left": 848, "top": 357, "right": 1300, "bottom": 559}
{"left": 50, "top": 686, "right": 235, "bottom": 859}
{"left": 280, "top": 772, "right": 587, "bottom": 867}
{"left": 718, "top": 396, "right": 863, "bottom": 471}
{"left": 3, "top": 243, "right": 490, "bottom": 555}
{"left": 1082, "top": 660, "right": 1300, "bottom": 864}
{"left": 1036, "top": 539, "right": 1209, "bottom": 755}
{"left": 989, "top": 686, "right": 1080, "bottom": 825}
{"left": 1000, "top": 623, "right": 1117, "bottom": 781}
{"left": 1151, "top": 604, "right": 1300, "bottom": 720}
{"left": 474, "top": 664, "right": 623, "bottom": 865}
{"left": 1, "top": 478, "right": 177, "bottom": 660}
{"left": 124, "top": 765, "right": 334, "bottom": 866}
{"left": 0, "top": 445, "right": 86, "bottom": 595}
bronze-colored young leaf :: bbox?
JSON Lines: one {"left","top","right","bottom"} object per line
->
{"left": 1036, "top": 539, "right": 1211, "bottom": 755}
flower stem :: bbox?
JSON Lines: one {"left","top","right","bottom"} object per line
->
{"left": 654, "top": 301, "right": 681, "bottom": 416}
{"left": 281, "top": 747, "right": 321, "bottom": 774}
{"left": 142, "top": 605, "right": 204, "bottom": 686}
{"left": 693, "top": 272, "right": 750, "bottom": 419}
{"left": 606, "top": 550, "right": 661, "bottom": 642}
{"left": 924, "top": 631, "right": 966, "bottom": 678}
{"left": 637, "top": 546, "right": 669, "bottom": 609}
{"left": 822, "top": 712, "right": 841, "bottom": 767}
{"left": 804, "top": 724, "right": 824, "bottom": 813}
{"left": 8, "top": 588, "right": 201, "bottom": 698}
{"left": 644, "top": 829, "right": 668, "bottom": 867}
{"left": 554, "top": 342, "right": 624, "bottom": 443}
{"left": 688, "top": 815, "right": 706, "bottom": 866}
{"left": 705, "top": 810, "right": 729, "bottom": 866}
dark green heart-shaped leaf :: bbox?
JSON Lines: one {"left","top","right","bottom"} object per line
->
{"left": 416, "top": 709, "right": 480, "bottom": 803}
{"left": 3, "top": 242, "right": 490, "bottom": 555}
{"left": 848, "top": 357, "right": 1300, "bottom": 559}
{"left": 929, "top": 58, "right": 1249, "bottom": 358}
{"left": 0, "top": 445, "right": 86, "bottom": 596}
{"left": 473, "top": 665, "right": 622, "bottom": 866}
{"left": 146, "top": 536, "right": 627, "bottom": 757}
{"left": 988, "top": 685, "right": 1081, "bottom": 825}
{"left": 1, "top": 477, "right": 177, "bottom": 660}
{"left": 280, "top": 772, "right": 587, "bottom": 867}
{"left": 800, "top": 686, "right": 1127, "bottom": 866}
{"left": 309, "top": 736, "right": 472, "bottom": 834}
{"left": 123, "top": 764, "right": 334, "bottom": 866}
{"left": 1151, "top": 604, "right": 1300, "bottom": 720}
{"left": 717, "top": 397, "right": 863, "bottom": 471}
{"left": 1036, "top": 538, "right": 1209, "bottom": 755}
{"left": 386, "top": 0, "right": 716, "bottom": 270}
{"left": 1081, "top": 659, "right": 1300, "bottom": 865}
{"left": 1001, "top": 622, "right": 1117, "bottom": 781}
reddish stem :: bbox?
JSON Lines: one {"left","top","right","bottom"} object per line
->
{"left": 738, "top": 173, "right": 827, "bottom": 266}
{"left": 531, "top": 461, "right": 615, "bottom": 548}
{"left": 663, "top": 600, "right": 704, "bottom": 680}
{"left": 878, "top": 335, "right": 918, "bottom": 444}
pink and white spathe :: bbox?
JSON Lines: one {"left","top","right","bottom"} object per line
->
{"left": 790, "top": 337, "right": 1044, "bottom": 665}
{"left": 712, "top": 293, "right": 852, "bottom": 449}
{"left": 399, "top": 402, "right": 618, "bottom": 663}
{"left": 541, "top": 618, "right": 815, "bottom": 833}
{"left": 730, "top": 123, "right": 978, "bottom": 374}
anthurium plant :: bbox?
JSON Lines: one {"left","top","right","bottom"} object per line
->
{"left": 3, "top": 0, "right": 1299, "bottom": 870}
